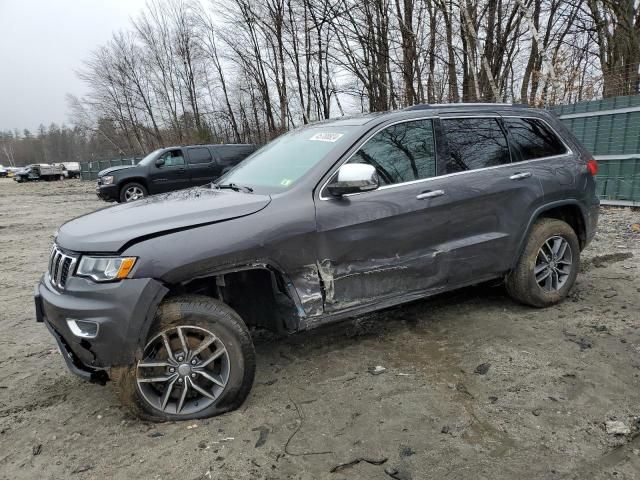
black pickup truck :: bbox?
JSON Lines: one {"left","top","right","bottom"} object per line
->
{"left": 96, "top": 144, "right": 256, "bottom": 202}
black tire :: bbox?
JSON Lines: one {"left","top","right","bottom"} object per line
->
{"left": 119, "top": 182, "right": 148, "bottom": 203}
{"left": 505, "top": 218, "right": 580, "bottom": 308}
{"left": 111, "top": 295, "right": 256, "bottom": 421}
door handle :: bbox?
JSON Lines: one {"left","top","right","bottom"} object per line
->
{"left": 416, "top": 189, "right": 445, "bottom": 200}
{"left": 509, "top": 172, "right": 532, "bottom": 180}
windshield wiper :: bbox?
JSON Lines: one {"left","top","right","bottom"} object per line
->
{"left": 214, "top": 182, "right": 254, "bottom": 193}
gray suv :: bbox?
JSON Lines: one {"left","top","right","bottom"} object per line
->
{"left": 35, "top": 104, "right": 599, "bottom": 421}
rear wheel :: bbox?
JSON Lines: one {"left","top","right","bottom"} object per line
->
{"left": 119, "top": 182, "right": 147, "bottom": 202}
{"left": 506, "top": 218, "right": 580, "bottom": 307}
{"left": 111, "top": 296, "right": 256, "bottom": 421}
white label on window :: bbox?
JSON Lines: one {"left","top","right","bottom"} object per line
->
{"left": 309, "top": 132, "right": 344, "bottom": 142}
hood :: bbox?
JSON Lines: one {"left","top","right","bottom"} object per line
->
{"left": 56, "top": 187, "right": 271, "bottom": 252}
{"left": 98, "top": 165, "right": 137, "bottom": 176}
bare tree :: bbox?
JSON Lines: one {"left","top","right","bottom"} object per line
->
{"left": 53, "top": 0, "right": 638, "bottom": 164}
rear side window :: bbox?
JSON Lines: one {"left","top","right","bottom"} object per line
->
{"left": 441, "top": 118, "right": 511, "bottom": 173}
{"left": 188, "top": 148, "right": 213, "bottom": 164}
{"left": 347, "top": 119, "right": 435, "bottom": 186}
{"left": 214, "top": 145, "right": 255, "bottom": 166}
{"left": 504, "top": 117, "right": 567, "bottom": 160}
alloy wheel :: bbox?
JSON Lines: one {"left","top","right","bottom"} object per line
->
{"left": 534, "top": 235, "right": 572, "bottom": 292}
{"left": 124, "top": 186, "right": 144, "bottom": 201}
{"left": 136, "top": 325, "right": 230, "bottom": 415}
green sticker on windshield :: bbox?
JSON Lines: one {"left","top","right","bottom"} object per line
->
{"left": 280, "top": 178, "right": 292, "bottom": 186}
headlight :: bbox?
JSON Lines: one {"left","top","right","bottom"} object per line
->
{"left": 76, "top": 256, "right": 137, "bottom": 282}
{"left": 101, "top": 176, "right": 114, "bottom": 185}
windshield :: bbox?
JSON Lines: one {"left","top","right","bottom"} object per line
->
{"left": 137, "top": 149, "right": 163, "bottom": 166}
{"left": 218, "top": 126, "right": 354, "bottom": 193}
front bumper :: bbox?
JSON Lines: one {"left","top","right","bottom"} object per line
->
{"left": 36, "top": 274, "right": 168, "bottom": 380}
{"left": 96, "top": 183, "right": 119, "bottom": 201}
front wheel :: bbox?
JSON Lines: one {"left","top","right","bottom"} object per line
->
{"left": 119, "top": 182, "right": 148, "bottom": 202}
{"left": 111, "top": 295, "right": 256, "bottom": 421}
{"left": 506, "top": 218, "right": 580, "bottom": 308}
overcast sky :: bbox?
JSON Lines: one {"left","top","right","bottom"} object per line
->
{"left": 0, "top": 0, "right": 148, "bottom": 132}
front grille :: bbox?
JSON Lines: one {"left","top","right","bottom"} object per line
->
{"left": 48, "top": 245, "right": 78, "bottom": 289}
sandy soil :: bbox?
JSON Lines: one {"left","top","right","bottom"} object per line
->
{"left": 0, "top": 178, "right": 639, "bottom": 480}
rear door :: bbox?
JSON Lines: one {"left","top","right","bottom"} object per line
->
{"left": 436, "top": 115, "right": 544, "bottom": 283}
{"left": 148, "top": 148, "right": 190, "bottom": 193}
{"left": 186, "top": 147, "right": 222, "bottom": 185}
{"left": 502, "top": 116, "right": 579, "bottom": 203}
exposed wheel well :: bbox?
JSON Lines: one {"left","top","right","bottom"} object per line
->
{"left": 537, "top": 204, "right": 586, "bottom": 249}
{"left": 164, "top": 267, "right": 299, "bottom": 333}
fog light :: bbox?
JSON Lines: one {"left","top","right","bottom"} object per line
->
{"left": 67, "top": 319, "right": 99, "bottom": 338}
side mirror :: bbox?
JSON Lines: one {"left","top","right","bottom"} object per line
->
{"left": 155, "top": 157, "right": 165, "bottom": 167}
{"left": 327, "top": 163, "right": 379, "bottom": 197}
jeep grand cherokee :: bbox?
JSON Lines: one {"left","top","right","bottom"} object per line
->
{"left": 35, "top": 104, "right": 599, "bottom": 421}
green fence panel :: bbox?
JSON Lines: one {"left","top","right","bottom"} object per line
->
{"left": 597, "top": 158, "right": 640, "bottom": 203}
{"left": 553, "top": 95, "right": 640, "bottom": 205}
{"left": 78, "top": 156, "right": 143, "bottom": 181}
{"left": 554, "top": 95, "right": 640, "bottom": 116}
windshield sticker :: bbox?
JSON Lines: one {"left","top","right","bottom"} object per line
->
{"left": 280, "top": 178, "right": 292, "bottom": 186}
{"left": 309, "top": 132, "right": 344, "bottom": 143}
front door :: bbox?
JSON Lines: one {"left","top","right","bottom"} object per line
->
{"left": 148, "top": 148, "right": 190, "bottom": 193}
{"left": 314, "top": 118, "right": 456, "bottom": 312}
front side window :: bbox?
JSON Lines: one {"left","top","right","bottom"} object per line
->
{"left": 348, "top": 119, "right": 435, "bottom": 185}
{"left": 441, "top": 118, "right": 511, "bottom": 173}
{"left": 137, "top": 149, "right": 163, "bottom": 166}
{"left": 160, "top": 150, "right": 185, "bottom": 167}
{"left": 504, "top": 117, "right": 567, "bottom": 161}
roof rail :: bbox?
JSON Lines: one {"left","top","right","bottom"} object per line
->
{"left": 403, "top": 104, "right": 433, "bottom": 111}
{"left": 404, "top": 102, "right": 531, "bottom": 111}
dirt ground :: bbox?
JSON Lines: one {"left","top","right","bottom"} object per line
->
{"left": 0, "top": 178, "right": 639, "bottom": 480}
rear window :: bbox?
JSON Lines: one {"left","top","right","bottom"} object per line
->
{"left": 504, "top": 117, "right": 567, "bottom": 161}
